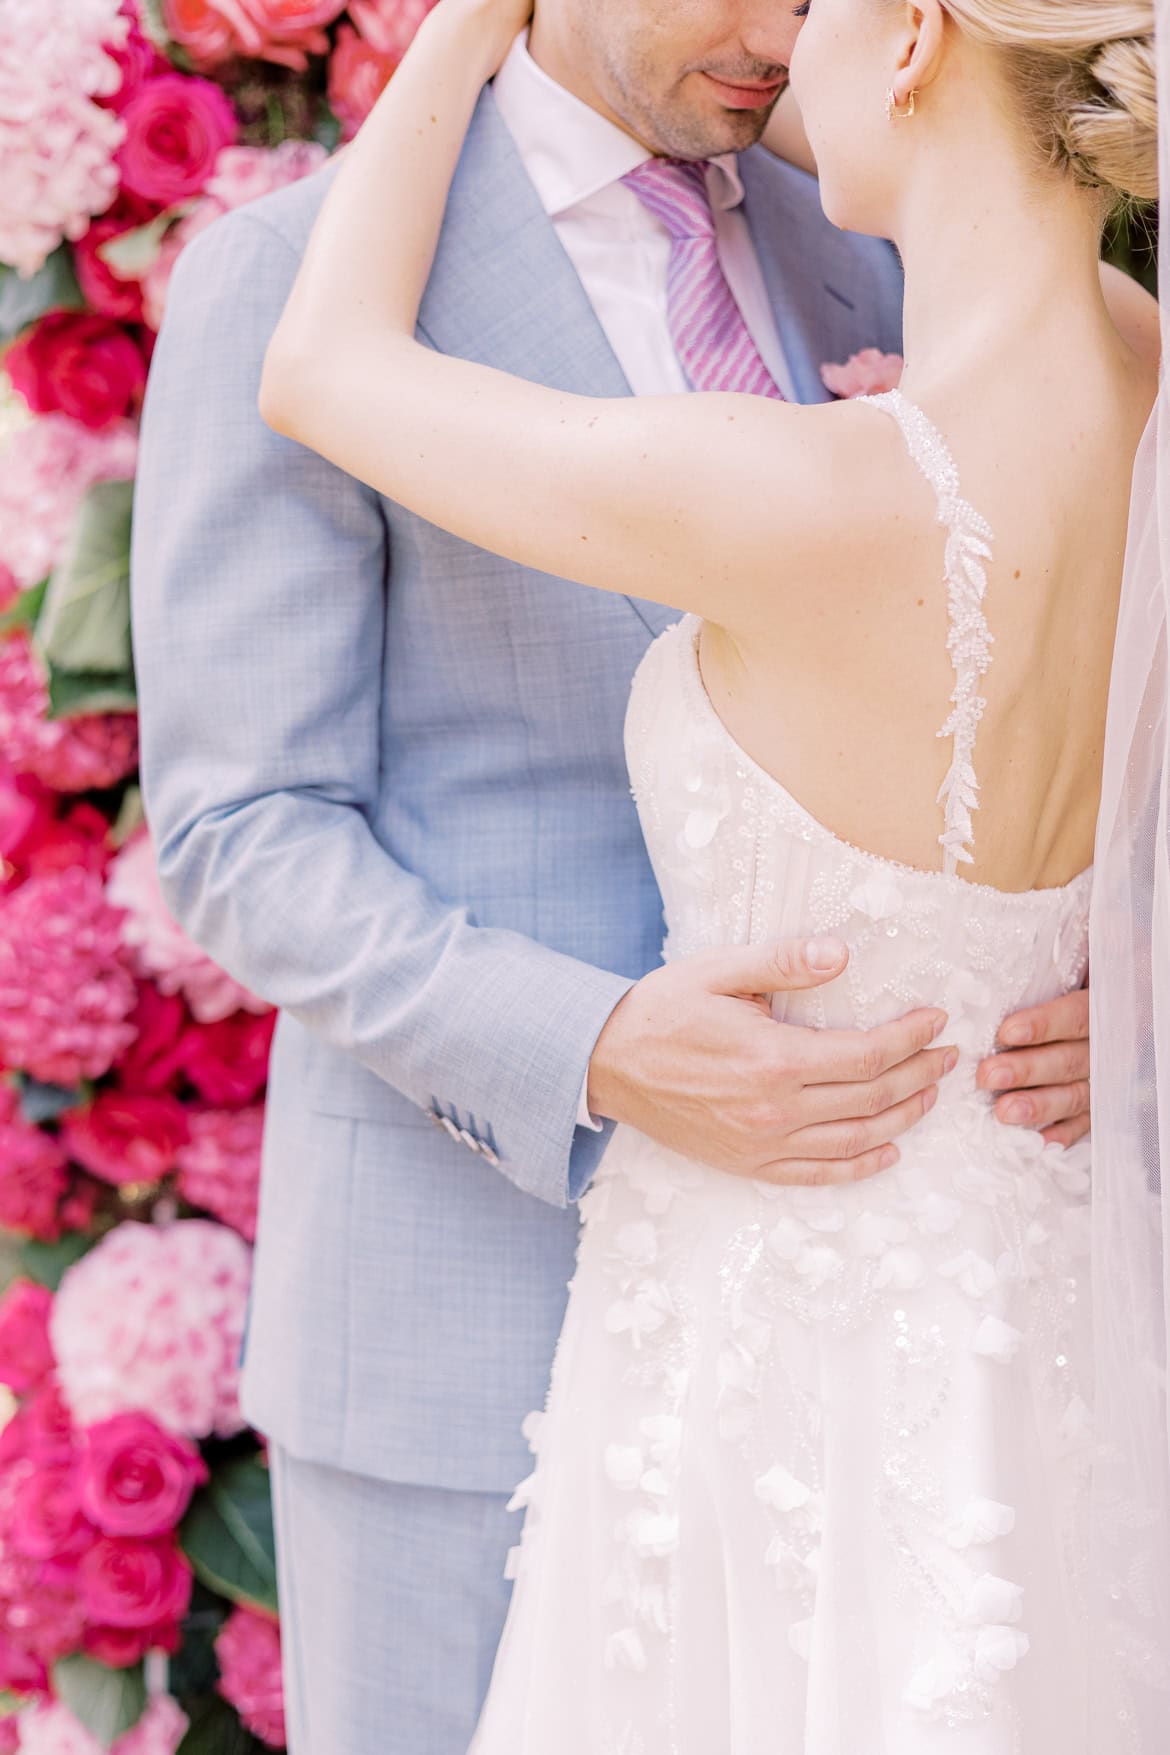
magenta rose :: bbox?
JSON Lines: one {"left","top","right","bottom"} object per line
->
{"left": 72, "top": 192, "right": 158, "bottom": 324}
{"left": 116, "top": 74, "right": 238, "bottom": 205}
{"left": 0, "top": 1633, "right": 46, "bottom": 1699}
{"left": 99, "top": 8, "right": 171, "bottom": 113}
{"left": 79, "top": 1534, "right": 193, "bottom": 1629}
{"left": 20, "top": 802, "right": 113, "bottom": 886}
{"left": 78, "top": 1414, "right": 208, "bottom": 1539}
{"left": 0, "top": 1281, "right": 55, "bottom": 1396}
{"left": 6, "top": 312, "right": 147, "bottom": 432}
{"left": 115, "top": 986, "right": 193, "bottom": 1095}
{"left": 183, "top": 1010, "right": 275, "bottom": 1105}
{"left": 59, "top": 1091, "right": 190, "bottom": 1188}
{"left": 216, "top": 1606, "right": 285, "bottom": 1747}
{"left": 0, "top": 1377, "right": 75, "bottom": 1468}
{"left": 9, "top": 1462, "right": 93, "bottom": 1561}
{"left": 85, "top": 1618, "right": 183, "bottom": 1668}
{"left": 0, "top": 1088, "right": 69, "bottom": 1244}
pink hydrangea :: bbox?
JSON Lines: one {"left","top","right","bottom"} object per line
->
{"left": 0, "top": 0, "right": 129, "bottom": 279}
{"left": 0, "top": 633, "right": 138, "bottom": 795}
{"left": 176, "top": 1106, "right": 264, "bottom": 1242}
{"left": 17, "top": 1697, "right": 188, "bottom": 1755}
{"left": 819, "top": 348, "right": 905, "bottom": 400}
{"left": 0, "top": 868, "right": 138, "bottom": 1083}
{"left": 0, "top": 414, "right": 137, "bottom": 591}
{"left": 107, "top": 832, "right": 270, "bottom": 1024}
{"left": 215, "top": 1606, "right": 285, "bottom": 1747}
{"left": 51, "top": 1221, "right": 252, "bottom": 1440}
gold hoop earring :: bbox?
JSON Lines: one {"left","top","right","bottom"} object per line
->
{"left": 886, "top": 87, "right": 917, "bottom": 120}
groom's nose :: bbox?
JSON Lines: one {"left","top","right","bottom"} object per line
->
{"left": 732, "top": 0, "right": 801, "bottom": 73}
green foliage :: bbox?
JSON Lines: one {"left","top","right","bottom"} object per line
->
{"left": 181, "top": 1459, "right": 279, "bottom": 1616}
{"left": 0, "top": 582, "right": 48, "bottom": 637}
{"left": 20, "top": 1232, "right": 97, "bottom": 1290}
{"left": 0, "top": 249, "right": 83, "bottom": 343}
{"left": 37, "top": 481, "right": 134, "bottom": 677}
{"left": 51, "top": 1656, "right": 146, "bottom": 1749}
{"left": 176, "top": 1694, "right": 263, "bottom": 1755}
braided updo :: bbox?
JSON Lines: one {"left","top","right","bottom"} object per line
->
{"left": 942, "top": 0, "right": 1158, "bottom": 204}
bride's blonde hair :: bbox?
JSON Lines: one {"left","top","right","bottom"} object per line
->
{"left": 942, "top": 0, "right": 1158, "bottom": 203}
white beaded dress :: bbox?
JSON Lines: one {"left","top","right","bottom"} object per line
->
{"left": 468, "top": 392, "right": 1096, "bottom": 1755}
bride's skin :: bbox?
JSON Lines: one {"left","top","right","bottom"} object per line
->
{"left": 261, "top": 0, "right": 1155, "bottom": 1151}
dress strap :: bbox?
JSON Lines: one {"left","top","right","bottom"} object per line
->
{"left": 859, "top": 388, "right": 996, "bottom": 875}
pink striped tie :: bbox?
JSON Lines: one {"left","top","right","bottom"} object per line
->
{"left": 622, "top": 158, "right": 783, "bottom": 399}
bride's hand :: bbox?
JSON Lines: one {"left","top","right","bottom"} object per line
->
{"left": 424, "top": 0, "right": 534, "bottom": 77}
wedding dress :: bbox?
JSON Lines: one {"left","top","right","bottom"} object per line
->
{"left": 468, "top": 391, "right": 1101, "bottom": 1754}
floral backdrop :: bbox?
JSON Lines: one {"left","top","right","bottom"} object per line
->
{"left": 0, "top": 2, "right": 437, "bottom": 1749}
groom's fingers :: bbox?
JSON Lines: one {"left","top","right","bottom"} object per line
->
{"left": 775, "top": 1084, "right": 940, "bottom": 1168}
{"left": 800, "top": 1042, "right": 959, "bottom": 1124}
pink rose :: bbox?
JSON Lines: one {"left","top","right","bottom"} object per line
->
{"left": 116, "top": 74, "right": 238, "bottom": 205}
{"left": 328, "top": 1, "right": 433, "bottom": 138}
{"left": 18, "top": 803, "right": 113, "bottom": 887}
{"left": 79, "top": 1534, "right": 192, "bottom": 1629}
{"left": 59, "top": 1091, "right": 189, "bottom": 1188}
{"left": 216, "top": 1606, "right": 285, "bottom": 1747}
{"left": 72, "top": 192, "right": 158, "bottom": 324}
{"left": 163, "top": 0, "right": 346, "bottom": 71}
{"left": 114, "top": 986, "right": 192, "bottom": 1095}
{"left": 9, "top": 1463, "right": 93, "bottom": 1561}
{"left": 84, "top": 1618, "right": 182, "bottom": 1667}
{"left": 77, "top": 1413, "right": 207, "bottom": 1538}
{"left": 0, "top": 1377, "right": 75, "bottom": 1468}
{"left": 819, "top": 347, "right": 905, "bottom": 400}
{"left": 0, "top": 1632, "right": 47, "bottom": 1698}
{"left": 160, "top": 0, "right": 237, "bottom": 68}
{"left": 182, "top": 1011, "right": 274, "bottom": 1105}
{"left": 0, "top": 1281, "right": 56, "bottom": 1396}
{"left": 0, "top": 1088, "right": 69, "bottom": 1244}
{"left": 17, "top": 1698, "right": 188, "bottom": 1755}
{"left": 6, "top": 313, "right": 147, "bottom": 432}
{"left": 0, "top": 1717, "right": 19, "bottom": 1754}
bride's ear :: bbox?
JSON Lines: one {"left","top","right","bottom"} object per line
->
{"left": 888, "top": 1, "right": 947, "bottom": 115}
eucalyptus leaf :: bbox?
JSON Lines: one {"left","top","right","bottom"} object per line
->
{"left": 18, "top": 1077, "right": 84, "bottom": 1124}
{"left": 0, "top": 581, "right": 48, "bottom": 637}
{"left": 51, "top": 1656, "right": 146, "bottom": 1749}
{"left": 20, "top": 1233, "right": 96, "bottom": 1291}
{"left": 0, "top": 249, "right": 83, "bottom": 342}
{"left": 180, "top": 1458, "right": 279, "bottom": 1616}
{"left": 37, "top": 480, "right": 134, "bottom": 676}
{"left": 45, "top": 665, "right": 138, "bottom": 719}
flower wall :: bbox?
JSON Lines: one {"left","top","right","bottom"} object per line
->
{"left": 0, "top": 3, "right": 435, "bottom": 1749}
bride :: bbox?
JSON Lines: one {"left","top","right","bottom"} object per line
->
{"left": 258, "top": 0, "right": 1168, "bottom": 1747}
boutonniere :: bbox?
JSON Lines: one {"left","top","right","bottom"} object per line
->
{"left": 819, "top": 348, "right": 904, "bottom": 399}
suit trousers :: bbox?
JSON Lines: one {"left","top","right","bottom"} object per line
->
{"left": 269, "top": 1445, "right": 514, "bottom": 1755}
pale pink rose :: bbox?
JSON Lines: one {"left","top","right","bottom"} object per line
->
{"left": 111, "top": 1697, "right": 188, "bottom": 1755}
{"left": 0, "top": 415, "right": 137, "bottom": 592}
{"left": 216, "top": 1606, "right": 285, "bottom": 1747}
{"left": 107, "top": 831, "right": 271, "bottom": 1023}
{"left": 176, "top": 1105, "right": 264, "bottom": 1241}
{"left": 51, "top": 1221, "right": 252, "bottom": 1439}
{"left": 819, "top": 348, "right": 904, "bottom": 400}
{"left": 0, "top": 0, "right": 128, "bottom": 279}
{"left": 139, "top": 202, "right": 223, "bottom": 333}
{"left": 0, "top": 867, "right": 138, "bottom": 1083}
{"left": 17, "top": 1698, "right": 188, "bottom": 1755}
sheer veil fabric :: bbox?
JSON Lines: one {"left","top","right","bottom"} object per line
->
{"left": 1087, "top": 1, "right": 1170, "bottom": 1738}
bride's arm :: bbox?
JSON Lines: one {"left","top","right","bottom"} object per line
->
{"left": 260, "top": 0, "right": 859, "bottom": 629}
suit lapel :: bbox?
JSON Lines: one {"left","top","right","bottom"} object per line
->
{"left": 418, "top": 90, "right": 679, "bottom": 639}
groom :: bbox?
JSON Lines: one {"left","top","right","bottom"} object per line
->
{"left": 132, "top": 0, "right": 1098, "bottom": 1748}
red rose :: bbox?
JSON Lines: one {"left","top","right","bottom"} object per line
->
{"left": 84, "top": 1619, "right": 182, "bottom": 1667}
{"left": 183, "top": 1010, "right": 275, "bottom": 1105}
{"left": 73, "top": 193, "right": 158, "bottom": 324}
{"left": 79, "top": 1534, "right": 193, "bottom": 1629}
{"left": 59, "top": 1090, "right": 189, "bottom": 1188}
{"left": 115, "top": 985, "right": 193, "bottom": 1095}
{"left": 327, "top": 23, "right": 398, "bottom": 140}
{"left": 9, "top": 1462, "right": 93, "bottom": 1561}
{"left": 22, "top": 803, "right": 113, "bottom": 886}
{"left": 78, "top": 1413, "right": 208, "bottom": 1539}
{"left": 6, "top": 311, "right": 147, "bottom": 432}
{"left": 0, "top": 769, "right": 53, "bottom": 891}
{"left": 116, "top": 74, "right": 239, "bottom": 205}
{"left": 0, "top": 1088, "right": 69, "bottom": 1243}
{"left": 0, "top": 1281, "right": 55, "bottom": 1395}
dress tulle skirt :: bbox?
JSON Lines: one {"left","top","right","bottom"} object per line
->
{"left": 468, "top": 1111, "right": 1094, "bottom": 1755}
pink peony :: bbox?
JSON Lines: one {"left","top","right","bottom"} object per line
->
{"left": 77, "top": 1413, "right": 207, "bottom": 1539}
{"left": 0, "top": 633, "right": 139, "bottom": 795}
{"left": 0, "top": 867, "right": 138, "bottom": 1083}
{"left": 7, "top": 312, "right": 147, "bottom": 433}
{"left": 72, "top": 192, "right": 158, "bottom": 324}
{"left": 819, "top": 348, "right": 905, "bottom": 400}
{"left": 163, "top": 0, "right": 347, "bottom": 72}
{"left": 51, "top": 1220, "right": 252, "bottom": 1439}
{"left": 17, "top": 1698, "right": 188, "bottom": 1755}
{"left": 115, "top": 74, "right": 238, "bottom": 206}
{"left": 0, "top": 1088, "right": 69, "bottom": 1243}
{"left": 59, "top": 1091, "right": 189, "bottom": 1188}
{"left": 0, "top": 0, "right": 128, "bottom": 279}
{"left": 108, "top": 832, "right": 271, "bottom": 1024}
{"left": 182, "top": 1011, "right": 274, "bottom": 1105}
{"left": 328, "top": 0, "right": 435, "bottom": 139}
{"left": 113, "top": 986, "right": 192, "bottom": 1095}
{"left": 215, "top": 1606, "right": 285, "bottom": 1747}
{"left": 0, "top": 1282, "right": 56, "bottom": 1396}
{"left": 176, "top": 1106, "right": 264, "bottom": 1241}
{"left": 0, "top": 414, "right": 137, "bottom": 592}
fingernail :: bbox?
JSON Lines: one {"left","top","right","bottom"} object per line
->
{"left": 930, "top": 1011, "right": 949, "bottom": 1039}
{"left": 999, "top": 1020, "right": 1033, "bottom": 1047}
{"left": 806, "top": 936, "right": 846, "bottom": 971}
{"left": 942, "top": 1050, "right": 960, "bottom": 1076}
{"left": 1001, "top": 1097, "right": 1031, "bottom": 1125}
{"left": 985, "top": 1064, "right": 1014, "bottom": 1090}
{"left": 923, "top": 1085, "right": 939, "bottom": 1112}
{"left": 879, "top": 1146, "right": 899, "bottom": 1170}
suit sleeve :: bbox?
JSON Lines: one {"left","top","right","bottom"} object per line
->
{"left": 131, "top": 205, "right": 632, "bottom": 1207}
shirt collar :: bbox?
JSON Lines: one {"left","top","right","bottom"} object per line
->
{"left": 493, "top": 32, "right": 746, "bottom": 217}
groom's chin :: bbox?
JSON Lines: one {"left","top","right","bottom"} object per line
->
{"left": 633, "top": 71, "right": 786, "bottom": 161}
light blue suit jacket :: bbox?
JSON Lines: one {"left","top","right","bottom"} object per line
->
{"left": 132, "top": 90, "right": 903, "bottom": 1493}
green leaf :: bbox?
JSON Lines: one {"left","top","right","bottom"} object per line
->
{"left": 0, "top": 581, "right": 48, "bottom": 637}
{"left": 314, "top": 110, "right": 343, "bottom": 154}
{"left": 45, "top": 665, "right": 138, "bottom": 719}
{"left": 99, "top": 206, "right": 194, "bottom": 280}
{"left": 0, "top": 249, "right": 83, "bottom": 342}
{"left": 18, "top": 1076, "right": 85, "bottom": 1124}
{"left": 176, "top": 1694, "right": 258, "bottom": 1755}
{"left": 20, "top": 1232, "right": 96, "bottom": 1290}
{"left": 112, "top": 784, "right": 146, "bottom": 847}
{"left": 181, "top": 1458, "right": 279, "bottom": 1616}
{"left": 51, "top": 1656, "right": 146, "bottom": 1749}
{"left": 37, "top": 481, "right": 134, "bottom": 676}
{"left": 168, "top": 1585, "right": 228, "bottom": 1700}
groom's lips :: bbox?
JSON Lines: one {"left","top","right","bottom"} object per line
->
{"left": 700, "top": 71, "right": 787, "bottom": 110}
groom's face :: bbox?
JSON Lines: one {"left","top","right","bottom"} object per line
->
{"left": 558, "top": 0, "right": 802, "bottom": 158}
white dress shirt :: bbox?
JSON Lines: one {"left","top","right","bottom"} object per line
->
{"left": 493, "top": 36, "right": 792, "bottom": 1130}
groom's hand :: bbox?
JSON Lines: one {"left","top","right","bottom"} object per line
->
{"left": 587, "top": 938, "right": 956, "bottom": 1186}
{"left": 976, "top": 985, "right": 1090, "bottom": 1149}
